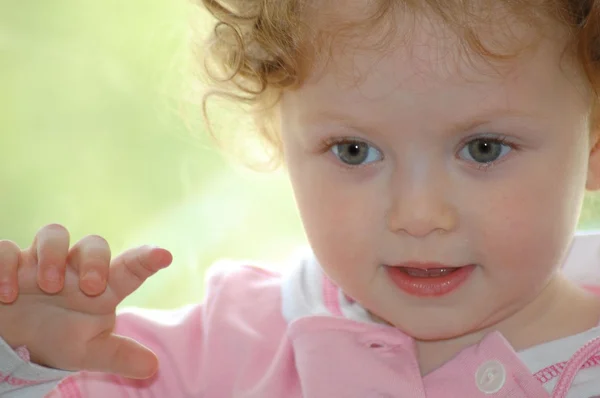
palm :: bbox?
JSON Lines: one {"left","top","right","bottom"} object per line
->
{"left": 8, "top": 297, "right": 116, "bottom": 370}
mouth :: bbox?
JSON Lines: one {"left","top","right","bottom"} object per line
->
{"left": 385, "top": 263, "right": 475, "bottom": 297}
{"left": 397, "top": 267, "right": 458, "bottom": 278}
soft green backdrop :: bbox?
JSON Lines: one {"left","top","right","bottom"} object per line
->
{"left": 1, "top": 0, "right": 599, "bottom": 310}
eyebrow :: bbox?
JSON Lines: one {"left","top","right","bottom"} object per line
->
{"left": 444, "top": 108, "right": 538, "bottom": 133}
{"left": 298, "top": 106, "right": 538, "bottom": 136}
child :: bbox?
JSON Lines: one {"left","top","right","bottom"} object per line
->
{"left": 2, "top": 0, "right": 600, "bottom": 396}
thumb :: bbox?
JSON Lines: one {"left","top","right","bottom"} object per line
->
{"left": 82, "top": 334, "right": 159, "bottom": 379}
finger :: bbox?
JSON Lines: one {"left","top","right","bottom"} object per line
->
{"left": 107, "top": 246, "right": 172, "bottom": 303}
{"left": 0, "top": 240, "right": 20, "bottom": 303}
{"left": 32, "top": 224, "right": 70, "bottom": 294}
{"left": 68, "top": 235, "right": 111, "bottom": 297}
{"left": 82, "top": 334, "right": 158, "bottom": 379}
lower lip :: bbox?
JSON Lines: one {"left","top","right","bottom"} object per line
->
{"left": 386, "top": 264, "right": 476, "bottom": 297}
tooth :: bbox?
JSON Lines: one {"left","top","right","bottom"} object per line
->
{"left": 402, "top": 267, "right": 455, "bottom": 277}
{"left": 405, "top": 268, "right": 429, "bottom": 277}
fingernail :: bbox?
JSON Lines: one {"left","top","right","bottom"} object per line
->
{"left": 0, "top": 284, "right": 14, "bottom": 300}
{"left": 44, "top": 267, "right": 61, "bottom": 282}
{"left": 82, "top": 270, "right": 101, "bottom": 283}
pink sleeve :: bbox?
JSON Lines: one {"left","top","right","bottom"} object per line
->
{"left": 47, "top": 264, "right": 233, "bottom": 398}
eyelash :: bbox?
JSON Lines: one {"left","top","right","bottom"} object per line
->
{"left": 318, "top": 137, "right": 356, "bottom": 151}
{"left": 317, "top": 136, "right": 383, "bottom": 169}
{"left": 317, "top": 134, "right": 518, "bottom": 171}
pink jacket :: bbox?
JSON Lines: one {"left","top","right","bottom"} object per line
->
{"left": 2, "top": 235, "right": 600, "bottom": 398}
{"left": 34, "top": 257, "right": 598, "bottom": 398}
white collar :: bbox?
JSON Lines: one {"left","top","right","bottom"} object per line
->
{"left": 280, "top": 248, "right": 372, "bottom": 324}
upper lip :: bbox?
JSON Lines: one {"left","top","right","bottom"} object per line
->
{"left": 386, "top": 262, "right": 466, "bottom": 269}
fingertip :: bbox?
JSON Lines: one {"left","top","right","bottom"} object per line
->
{"left": 36, "top": 271, "right": 64, "bottom": 294}
{"left": 149, "top": 247, "right": 172, "bottom": 268}
{"left": 126, "top": 349, "right": 159, "bottom": 380}
{"left": 0, "top": 241, "right": 21, "bottom": 302}
{"left": 79, "top": 271, "right": 107, "bottom": 296}
{"left": 160, "top": 250, "right": 173, "bottom": 267}
{"left": 0, "top": 284, "right": 17, "bottom": 304}
{"left": 144, "top": 354, "right": 160, "bottom": 379}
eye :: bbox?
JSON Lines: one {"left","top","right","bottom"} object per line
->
{"left": 331, "top": 140, "right": 383, "bottom": 166}
{"left": 458, "top": 137, "right": 512, "bottom": 165}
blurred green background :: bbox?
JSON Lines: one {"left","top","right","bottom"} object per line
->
{"left": 1, "top": 0, "right": 599, "bottom": 310}
{"left": 0, "top": 0, "right": 306, "bottom": 309}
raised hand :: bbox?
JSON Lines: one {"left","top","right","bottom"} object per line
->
{"left": 0, "top": 224, "right": 172, "bottom": 379}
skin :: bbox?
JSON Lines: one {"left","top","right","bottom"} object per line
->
{"left": 0, "top": 224, "right": 173, "bottom": 378}
{"left": 280, "top": 8, "right": 600, "bottom": 373}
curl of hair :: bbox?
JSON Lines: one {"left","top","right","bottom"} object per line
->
{"left": 198, "top": 0, "right": 600, "bottom": 169}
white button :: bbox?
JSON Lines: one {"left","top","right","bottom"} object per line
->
{"left": 475, "top": 360, "right": 506, "bottom": 394}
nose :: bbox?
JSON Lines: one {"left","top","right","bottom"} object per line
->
{"left": 386, "top": 171, "right": 458, "bottom": 238}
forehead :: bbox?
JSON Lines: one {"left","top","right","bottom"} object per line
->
{"left": 282, "top": 4, "right": 586, "bottom": 129}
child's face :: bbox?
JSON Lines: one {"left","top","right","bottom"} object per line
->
{"left": 280, "top": 9, "right": 599, "bottom": 339}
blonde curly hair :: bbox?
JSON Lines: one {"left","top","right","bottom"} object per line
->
{"left": 199, "top": 0, "right": 600, "bottom": 168}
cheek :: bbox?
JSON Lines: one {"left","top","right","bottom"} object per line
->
{"left": 474, "top": 194, "right": 554, "bottom": 270}
{"left": 288, "top": 165, "right": 385, "bottom": 278}
{"left": 468, "top": 161, "right": 585, "bottom": 279}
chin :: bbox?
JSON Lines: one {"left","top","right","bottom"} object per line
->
{"left": 397, "top": 327, "right": 456, "bottom": 341}
{"left": 386, "top": 316, "right": 478, "bottom": 341}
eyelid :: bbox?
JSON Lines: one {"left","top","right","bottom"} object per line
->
{"left": 459, "top": 132, "right": 507, "bottom": 144}
{"left": 318, "top": 136, "right": 382, "bottom": 154}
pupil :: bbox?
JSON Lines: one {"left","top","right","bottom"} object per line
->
{"left": 348, "top": 144, "right": 360, "bottom": 155}
{"left": 469, "top": 139, "right": 501, "bottom": 163}
{"left": 339, "top": 142, "right": 368, "bottom": 165}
